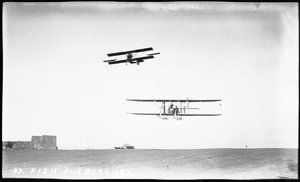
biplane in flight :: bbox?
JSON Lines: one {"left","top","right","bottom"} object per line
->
{"left": 127, "top": 99, "right": 222, "bottom": 120}
{"left": 103, "top": 47, "right": 160, "bottom": 65}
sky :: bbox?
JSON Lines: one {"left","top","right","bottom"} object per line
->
{"left": 2, "top": 2, "right": 298, "bottom": 149}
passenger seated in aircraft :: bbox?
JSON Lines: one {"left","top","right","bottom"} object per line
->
{"left": 174, "top": 106, "right": 179, "bottom": 115}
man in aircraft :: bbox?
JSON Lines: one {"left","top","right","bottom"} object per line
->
{"left": 174, "top": 106, "right": 179, "bottom": 116}
{"left": 127, "top": 53, "right": 133, "bottom": 60}
{"left": 168, "top": 104, "right": 174, "bottom": 114}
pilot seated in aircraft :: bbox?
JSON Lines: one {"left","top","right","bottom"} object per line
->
{"left": 168, "top": 104, "right": 174, "bottom": 114}
{"left": 127, "top": 53, "right": 133, "bottom": 60}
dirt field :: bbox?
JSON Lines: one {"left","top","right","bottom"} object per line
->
{"left": 2, "top": 148, "right": 298, "bottom": 179}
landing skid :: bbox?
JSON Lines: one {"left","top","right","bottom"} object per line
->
{"left": 158, "top": 115, "right": 168, "bottom": 120}
{"left": 158, "top": 115, "right": 182, "bottom": 120}
{"left": 173, "top": 115, "right": 182, "bottom": 120}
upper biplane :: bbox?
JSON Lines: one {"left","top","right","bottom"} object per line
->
{"left": 127, "top": 99, "right": 222, "bottom": 120}
{"left": 103, "top": 47, "right": 160, "bottom": 65}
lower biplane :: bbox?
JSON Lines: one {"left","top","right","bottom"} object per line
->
{"left": 127, "top": 99, "right": 222, "bottom": 120}
{"left": 103, "top": 47, "right": 160, "bottom": 65}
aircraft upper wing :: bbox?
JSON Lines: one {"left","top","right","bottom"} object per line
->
{"left": 147, "top": 52, "right": 160, "bottom": 56}
{"left": 107, "top": 47, "right": 153, "bottom": 57}
{"left": 127, "top": 113, "right": 160, "bottom": 116}
{"left": 178, "top": 114, "right": 221, "bottom": 116}
{"left": 107, "top": 55, "right": 154, "bottom": 65}
{"left": 126, "top": 99, "right": 221, "bottom": 102}
{"left": 128, "top": 113, "right": 221, "bottom": 116}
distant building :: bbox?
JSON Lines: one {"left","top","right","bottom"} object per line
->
{"left": 31, "top": 135, "right": 57, "bottom": 150}
{"left": 2, "top": 135, "right": 57, "bottom": 150}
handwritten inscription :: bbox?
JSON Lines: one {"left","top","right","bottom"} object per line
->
{"left": 11, "top": 167, "right": 131, "bottom": 177}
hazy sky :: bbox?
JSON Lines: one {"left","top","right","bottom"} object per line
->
{"left": 3, "top": 2, "right": 298, "bottom": 149}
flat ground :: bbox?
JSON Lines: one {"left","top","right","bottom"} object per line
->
{"left": 2, "top": 148, "right": 298, "bottom": 179}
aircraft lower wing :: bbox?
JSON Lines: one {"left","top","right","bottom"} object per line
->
{"left": 103, "top": 59, "right": 116, "bottom": 62}
{"left": 127, "top": 99, "right": 221, "bottom": 102}
{"left": 107, "top": 55, "right": 154, "bottom": 65}
{"left": 108, "top": 59, "right": 128, "bottom": 65}
{"left": 107, "top": 47, "right": 153, "bottom": 57}
{"left": 128, "top": 113, "right": 221, "bottom": 116}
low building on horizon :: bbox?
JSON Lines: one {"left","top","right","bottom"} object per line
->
{"left": 114, "top": 144, "right": 134, "bottom": 149}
